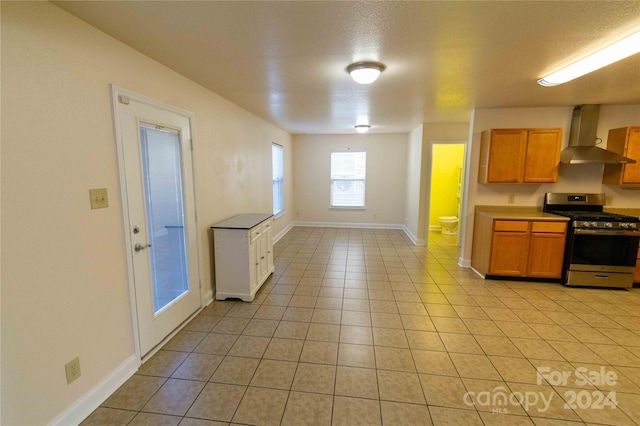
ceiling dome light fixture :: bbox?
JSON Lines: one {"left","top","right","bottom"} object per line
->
{"left": 347, "top": 61, "right": 386, "bottom": 84}
{"left": 355, "top": 124, "right": 371, "bottom": 133}
{"left": 538, "top": 30, "right": 640, "bottom": 86}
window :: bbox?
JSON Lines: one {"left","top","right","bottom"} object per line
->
{"left": 272, "top": 143, "right": 284, "bottom": 215}
{"left": 330, "top": 150, "right": 366, "bottom": 208}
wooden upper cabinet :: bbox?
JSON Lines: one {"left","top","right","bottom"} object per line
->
{"left": 603, "top": 127, "right": 640, "bottom": 186}
{"left": 478, "top": 128, "right": 562, "bottom": 184}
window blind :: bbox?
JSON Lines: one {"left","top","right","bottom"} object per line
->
{"left": 272, "top": 143, "right": 284, "bottom": 215}
{"left": 330, "top": 150, "right": 366, "bottom": 207}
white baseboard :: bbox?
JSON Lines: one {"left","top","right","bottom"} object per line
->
{"left": 470, "top": 266, "right": 485, "bottom": 278}
{"left": 401, "top": 225, "right": 425, "bottom": 246}
{"left": 458, "top": 257, "right": 471, "bottom": 268}
{"left": 48, "top": 354, "right": 139, "bottom": 426}
{"left": 273, "top": 221, "right": 295, "bottom": 244}
{"left": 203, "top": 289, "right": 214, "bottom": 306}
{"left": 293, "top": 221, "right": 405, "bottom": 230}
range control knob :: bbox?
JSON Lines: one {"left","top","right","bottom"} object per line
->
{"left": 621, "top": 223, "right": 630, "bottom": 229}
{"left": 630, "top": 223, "right": 638, "bottom": 229}
{"left": 591, "top": 222, "right": 598, "bottom": 228}
{"left": 604, "top": 222, "right": 613, "bottom": 228}
{"left": 582, "top": 221, "right": 591, "bottom": 227}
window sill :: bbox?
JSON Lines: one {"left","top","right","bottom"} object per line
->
{"left": 329, "top": 207, "right": 366, "bottom": 211}
{"left": 273, "top": 211, "right": 285, "bottom": 219}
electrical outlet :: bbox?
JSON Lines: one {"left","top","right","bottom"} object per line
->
{"left": 508, "top": 194, "right": 515, "bottom": 204}
{"left": 89, "top": 188, "right": 109, "bottom": 209}
{"left": 65, "top": 357, "right": 81, "bottom": 384}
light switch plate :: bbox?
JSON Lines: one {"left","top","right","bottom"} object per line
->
{"left": 89, "top": 188, "right": 109, "bottom": 209}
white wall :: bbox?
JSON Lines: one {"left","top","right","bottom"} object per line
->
{"left": 461, "top": 105, "right": 640, "bottom": 264}
{"left": 293, "top": 133, "right": 407, "bottom": 226}
{"left": 1, "top": 2, "right": 292, "bottom": 424}
{"left": 404, "top": 125, "right": 424, "bottom": 242}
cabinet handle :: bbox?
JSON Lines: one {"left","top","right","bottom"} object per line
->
{"left": 261, "top": 256, "right": 265, "bottom": 259}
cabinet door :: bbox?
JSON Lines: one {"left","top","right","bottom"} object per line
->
{"left": 524, "top": 129, "right": 561, "bottom": 183}
{"left": 249, "top": 239, "right": 258, "bottom": 291}
{"left": 485, "top": 129, "right": 527, "bottom": 183}
{"left": 622, "top": 127, "right": 640, "bottom": 184}
{"left": 489, "top": 231, "right": 529, "bottom": 276}
{"left": 527, "top": 232, "right": 566, "bottom": 278}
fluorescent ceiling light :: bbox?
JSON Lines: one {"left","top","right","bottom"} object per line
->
{"left": 538, "top": 30, "right": 640, "bottom": 86}
{"left": 347, "top": 62, "right": 386, "bottom": 84}
{"left": 354, "top": 124, "right": 371, "bottom": 133}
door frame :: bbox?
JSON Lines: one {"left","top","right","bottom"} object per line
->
{"left": 110, "top": 85, "right": 204, "bottom": 362}
{"left": 424, "top": 139, "right": 468, "bottom": 250}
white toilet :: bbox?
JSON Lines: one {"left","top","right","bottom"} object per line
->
{"left": 438, "top": 216, "right": 459, "bottom": 235}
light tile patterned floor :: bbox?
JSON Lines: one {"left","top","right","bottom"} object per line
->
{"left": 82, "top": 227, "right": 640, "bottom": 426}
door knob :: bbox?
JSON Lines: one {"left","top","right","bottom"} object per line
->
{"left": 134, "top": 243, "right": 151, "bottom": 252}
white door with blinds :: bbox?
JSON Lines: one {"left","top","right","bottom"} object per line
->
{"left": 112, "top": 86, "right": 201, "bottom": 358}
{"left": 330, "top": 149, "right": 366, "bottom": 208}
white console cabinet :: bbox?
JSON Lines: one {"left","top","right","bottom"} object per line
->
{"left": 211, "top": 213, "right": 274, "bottom": 302}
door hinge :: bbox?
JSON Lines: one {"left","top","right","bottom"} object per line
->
{"left": 118, "top": 95, "right": 130, "bottom": 105}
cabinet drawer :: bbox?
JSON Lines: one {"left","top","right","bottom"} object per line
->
{"left": 531, "top": 221, "right": 566, "bottom": 233}
{"left": 250, "top": 224, "right": 264, "bottom": 241}
{"left": 494, "top": 221, "right": 529, "bottom": 232}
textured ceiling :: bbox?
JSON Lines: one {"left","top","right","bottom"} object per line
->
{"left": 54, "top": 1, "right": 640, "bottom": 134}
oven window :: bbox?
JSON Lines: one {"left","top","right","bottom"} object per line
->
{"left": 570, "top": 234, "right": 639, "bottom": 267}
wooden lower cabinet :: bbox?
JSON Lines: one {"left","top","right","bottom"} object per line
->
{"left": 473, "top": 215, "right": 567, "bottom": 280}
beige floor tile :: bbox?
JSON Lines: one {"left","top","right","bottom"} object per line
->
{"left": 406, "top": 330, "right": 446, "bottom": 351}
{"left": 509, "top": 338, "right": 564, "bottom": 362}
{"left": 462, "top": 319, "right": 505, "bottom": 337}
{"left": 396, "top": 302, "right": 428, "bottom": 316}
{"left": 186, "top": 382, "right": 246, "bottom": 422}
{"left": 263, "top": 338, "right": 304, "bottom": 361}
{"left": 528, "top": 324, "right": 577, "bottom": 342}
{"left": 584, "top": 343, "right": 640, "bottom": 367}
{"left": 253, "top": 304, "right": 286, "bottom": 320}
{"left": 281, "top": 391, "right": 333, "bottom": 426}
{"left": 332, "top": 396, "right": 382, "bottom": 426}
{"left": 370, "top": 312, "right": 404, "bottom": 329}
{"left": 291, "top": 363, "right": 336, "bottom": 394}
{"left": 343, "top": 298, "right": 370, "bottom": 312}
{"left": 372, "top": 327, "right": 409, "bottom": 348}
{"left": 439, "top": 333, "right": 483, "bottom": 354}
{"left": 282, "top": 306, "right": 314, "bottom": 322}
{"left": 369, "top": 289, "right": 395, "bottom": 301}
{"left": 274, "top": 320, "right": 310, "bottom": 339}
{"left": 300, "top": 340, "right": 338, "bottom": 365}
{"left": 315, "top": 296, "right": 343, "bottom": 310}
{"left": 547, "top": 341, "right": 605, "bottom": 364}
{"left": 313, "top": 307, "right": 343, "bottom": 324}
{"left": 250, "top": 359, "right": 297, "bottom": 389}
{"left": 479, "top": 412, "right": 534, "bottom": 425}
{"left": 411, "top": 349, "right": 457, "bottom": 376}
{"left": 232, "top": 387, "right": 288, "bottom": 426}
{"left": 102, "top": 375, "right": 166, "bottom": 411}
{"left": 450, "top": 353, "right": 501, "bottom": 380}
{"left": 338, "top": 343, "right": 376, "bottom": 368}
{"left": 210, "top": 356, "right": 259, "bottom": 385}
{"left": 183, "top": 314, "right": 222, "bottom": 332}
{"left": 489, "top": 356, "right": 542, "bottom": 384}
{"left": 474, "top": 335, "right": 523, "bottom": 357}
{"left": 193, "top": 333, "right": 237, "bottom": 356}
{"left": 380, "top": 401, "right": 431, "bottom": 425}
{"left": 335, "top": 366, "right": 379, "bottom": 399}
{"left": 341, "top": 310, "right": 372, "bottom": 327}
{"left": 141, "top": 378, "right": 205, "bottom": 416}
{"left": 453, "top": 305, "right": 490, "bottom": 320}
{"left": 461, "top": 378, "right": 526, "bottom": 416}
{"left": 128, "top": 412, "right": 181, "bottom": 425}
{"left": 227, "top": 335, "right": 270, "bottom": 358}
{"left": 340, "top": 325, "right": 373, "bottom": 344}
{"left": 431, "top": 317, "right": 469, "bottom": 334}
{"left": 378, "top": 370, "right": 425, "bottom": 404}
{"left": 429, "top": 406, "right": 483, "bottom": 426}
{"left": 211, "top": 317, "right": 249, "bottom": 335}
{"left": 505, "top": 382, "right": 581, "bottom": 422}
{"left": 137, "top": 350, "right": 188, "bottom": 378}
{"left": 80, "top": 407, "right": 137, "bottom": 425}
{"left": 495, "top": 321, "right": 540, "bottom": 339}
{"left": 307, "top": 322, "right": 340, "bottom": 342}
{"left": 241, "top": 318, "right": 279, "bottom": 337}
{"left": 172, "top": 353, "right": 223, "bottom": 382}
{"left": 553, "top": 386, "right": 635, "bottom": 425}
{"left": 375, "top": 346, "right": 416, "bottom": 372}
{"left": 419, "top": 374, "right": 469, "bottom": 409}
{"left": 401, "top": 314, "right": 436, "bottom": 331}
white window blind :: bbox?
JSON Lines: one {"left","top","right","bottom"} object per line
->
{"left": 272, "top": 143, "right": 284, "bottom": 215}
{"left": 330, "top": 150, "right": 366, "bottom": 208}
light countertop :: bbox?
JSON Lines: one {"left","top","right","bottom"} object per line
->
{"left": 211, "top": 213, "right": 273, "bottom": 229}
{"left": 475, "top": 206, "right": 570, "bottom": 221}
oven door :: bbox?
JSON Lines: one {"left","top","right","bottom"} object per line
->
{"left": 569, "top": 229, "right": 639, "bottom": 273}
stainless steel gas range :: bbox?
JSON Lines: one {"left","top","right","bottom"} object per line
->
{"left": 543, "top": 193, "right": 640, "bottom": 289}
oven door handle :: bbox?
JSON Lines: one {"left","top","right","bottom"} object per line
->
{"left": 574, "top": 229, "right": 640, "bottom": 236}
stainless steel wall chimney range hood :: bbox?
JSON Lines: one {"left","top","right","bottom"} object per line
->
{"left": 560, "top": 104, "right": 637, "bottom": 165}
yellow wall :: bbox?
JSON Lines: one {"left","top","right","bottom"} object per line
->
{"left": 428, "top": 144, "right": 465, "bottom": 227}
